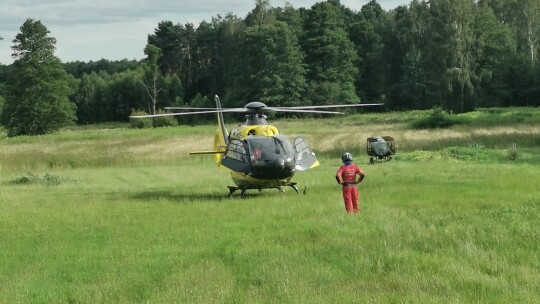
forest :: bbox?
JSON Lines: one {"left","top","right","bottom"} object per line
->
{"left": 0, "top": 0, "right": 539, "bottom": 136}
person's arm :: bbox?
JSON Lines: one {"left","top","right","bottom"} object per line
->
{"left": 336, "top": 167, "right": 344, "bottom": 184}
{"left": 356, "top": 166, "right": 365, "bottom": 183}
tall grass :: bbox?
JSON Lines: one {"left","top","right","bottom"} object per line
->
{"left": 0, "top": 107, "right": 539, "bottom": 303}
{"left": 1, "top": 160, "right": 538, "bottom": 303}
{"left": 0, "top": 124, "right": 216, "bottom": 171}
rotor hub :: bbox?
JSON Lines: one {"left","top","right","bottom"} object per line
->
{"left": 244, "top": 101, "right": 268, "bottom": 115}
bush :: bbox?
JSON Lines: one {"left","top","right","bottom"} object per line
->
{"left": 152, "top": 109, "right": 178, "bottom": 128}
{"left": 411, "top": 107, "right": 457, "bottom": 129}
{"left": 445, "top": 144, "right": 488, "bottom": 160}
{"left": 129, "top": 109, "right": 153, "bottom": 129}
{"left": 7, "top": 173, "right": 65, "bottom": 185}
{"left": 129, "top": 109, "right": 178, "bottom": 128}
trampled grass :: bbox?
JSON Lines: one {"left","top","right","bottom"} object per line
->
{"left": 1, "top": 108, "right": 539, "bottom": 303}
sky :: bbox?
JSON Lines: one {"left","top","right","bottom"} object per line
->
{"left": 0, "top": 0, "right": 410, "bottom": 65}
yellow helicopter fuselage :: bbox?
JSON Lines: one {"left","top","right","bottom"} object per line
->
{"left": 191, "top": 99, "right": 321, "bottom": 197}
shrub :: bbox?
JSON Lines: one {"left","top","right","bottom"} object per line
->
{"left": 411, "top": 107, "right": 457, "bottom": 129}
{"left": 129, "top": 109, "right": 153, "bottom": 129}
{"left": 445, "top": 144, "right": 488, "bottom": 160}
{"left": 7, "top": 173, "right": 64, "bottom": 185}
{"left": 152, "top": 109, "right": 178, "bottom": 128}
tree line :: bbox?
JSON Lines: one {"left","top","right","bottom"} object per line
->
{"left": 0, "top": 0, "right": 539, "bottom": 136}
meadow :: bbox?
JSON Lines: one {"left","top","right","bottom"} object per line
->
{"left": 0, "top": 108, "right": 539, "bottom": 303}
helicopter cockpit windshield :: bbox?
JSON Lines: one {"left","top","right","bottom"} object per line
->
{"left": 221, "top": 135, "right": 297, "bottom": 179}
{"left": 246, "top": 135, "right": 296, "bottom": 179}
{"left": 247, "top": 136, "right": 293, "bottom": 161}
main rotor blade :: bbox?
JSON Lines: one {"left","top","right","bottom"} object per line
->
{"left": 129, "top": 108, "right": 247, "bottom": 118}
{"left": 132, "top": 103, "right": 383, "bottom": 118}
{"left": 267, "top": 107, "right": 344, "bottom": 114}
{"left": 274, "top": 103, "right": 384, "bottom": 110}
{"left": 164, "top": 107, "right": 217, "bottom": 111}
{"left": 164, "top": 107, "right": 248, "bottom": 112}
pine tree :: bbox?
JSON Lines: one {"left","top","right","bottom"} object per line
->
{"left": 2, "top": 18, "right": 76, "bottom": 136}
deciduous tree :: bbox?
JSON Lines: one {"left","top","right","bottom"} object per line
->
{"left": 143, "top": 43, "right": 162, "bottom": 115}
{"left": 349, "top": 0, "right": 388, "bottom": 102}
{"left": 2, "top": 18, "right": 76, "bottom": 136}
{"left": 386, "top": 1, "right": 431, "bottom": 109}
{"left": 473, "top": 2, "right": 515, "bottom": 106}
{"left": 515, "top": 0, "right": 540, "bottom": 65}
{"left": 232, "top": 21, "right": 307, "bottom": 107}
{"left": 301, "top": 1, "right": 359, "bottom": 104}
{"left": 427, "top": 0, "right": 476, "bottom": 112}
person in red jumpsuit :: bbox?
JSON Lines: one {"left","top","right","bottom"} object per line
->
{"left": 335, "top": 152, "right": 365, "bottom": 213}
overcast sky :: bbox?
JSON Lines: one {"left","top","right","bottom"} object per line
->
{"left": 0, "top": 0, "right": 409, "bottom": 65}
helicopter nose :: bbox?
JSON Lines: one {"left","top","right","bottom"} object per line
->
{"left": 251, "top": 156, "right": 295, "bottom": 179}
{"left": 283, "top": 158, "right": 295, "bottom": 171}
{"left": 274, "top": 157, "right": 296, "bottom": 171}
{"left": 274, "top": 158, "right": 285, "bottom": 169}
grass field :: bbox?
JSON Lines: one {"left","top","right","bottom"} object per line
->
{"left": 0, "top": 108, "right": 539, "bottom": 303}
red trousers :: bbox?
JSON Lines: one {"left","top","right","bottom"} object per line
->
{"left": 342, "top": 185, "right": 359, "bottom": 213}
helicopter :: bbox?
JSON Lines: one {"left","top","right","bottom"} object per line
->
{"left": 131, "top": 95, "right": 382, "bottom": 197}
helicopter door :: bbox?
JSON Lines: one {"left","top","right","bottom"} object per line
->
{"left": 293, "top": 137, "right": 319, "bottom": 171}
{"left": 221, "top": 139, "right": 251, "bottom": 173}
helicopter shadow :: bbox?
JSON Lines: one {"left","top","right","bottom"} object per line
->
{"left": 129, "top": 190, "right": 261, "bottom": 203}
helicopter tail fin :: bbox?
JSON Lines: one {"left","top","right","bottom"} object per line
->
{"left": 214, "top": 95, "right": 229, "bottom": 166}
{"left": 189, "top": 95, "right": 229, "bottom": 168}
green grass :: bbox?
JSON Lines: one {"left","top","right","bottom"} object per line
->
{"left": 1, "top": 108, "right": 539, "bottom": 303}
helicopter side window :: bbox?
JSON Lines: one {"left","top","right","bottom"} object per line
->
{"left": 294, "top": 137, "right": 311, "bottom": 160}
{"left": 224, "top": 140, "right": 248, "bottom": 163}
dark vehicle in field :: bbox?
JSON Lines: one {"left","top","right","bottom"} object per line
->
{"left": 367, "top": 136, "right": 396, "bottom": 163}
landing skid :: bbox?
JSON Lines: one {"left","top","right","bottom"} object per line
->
{"left": 227, "top": 182, "right": 298, "bottom": 198}
{"left": 287, "top": 182, "right": 299, "bottom": 194}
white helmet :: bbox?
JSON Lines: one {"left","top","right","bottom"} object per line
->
{"left": 341, "top": 152, "right": 353, "bottom": 162}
